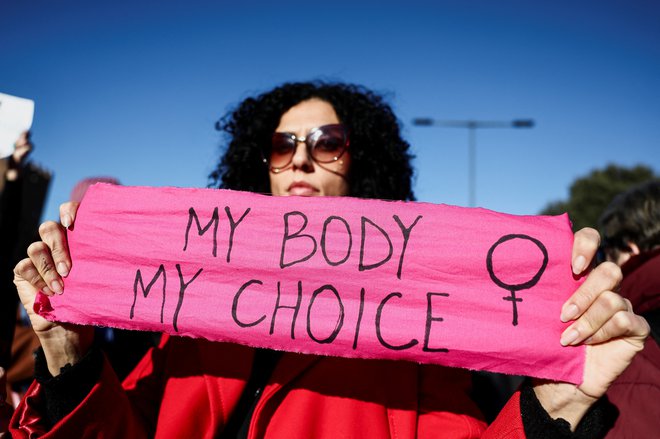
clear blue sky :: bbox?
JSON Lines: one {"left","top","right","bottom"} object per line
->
{"left": 2, "top": 0, "right": 659, "bottom": 221}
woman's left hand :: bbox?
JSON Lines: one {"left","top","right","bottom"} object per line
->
{"left": 532, "top": 227, "right": 650, "bottom": 429}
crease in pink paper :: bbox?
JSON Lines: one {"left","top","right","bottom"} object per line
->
{"left": 36, "top": 184, "right": 585, "bottom": 384}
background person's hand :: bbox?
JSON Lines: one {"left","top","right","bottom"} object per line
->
{"left": 533, "top": 227, "right": 649, "bottom": 429}
{"left": 6, "top": 131, "right": 33, "bottom": 181}
{"left": 12, "top": 202, "right": 93, "bottom": 376}
{"left": 12, "top": 131, "right": 32, "bottom": 163}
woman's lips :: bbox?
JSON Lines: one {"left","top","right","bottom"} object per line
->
{"left": 288, "top": 182, "right": 318, "bottom": 196}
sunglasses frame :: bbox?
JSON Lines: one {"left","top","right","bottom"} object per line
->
{"left": 263, "top": 123, "right": 349, "bottom": 173}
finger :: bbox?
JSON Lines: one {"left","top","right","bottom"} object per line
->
{"left": 14, "top": 131, "right": 33, "bottom": 153}
{"left": 15, "top": 139, "right": 30, "bottom": 149}
{"left": 572, "top": 227, "right": 600, "bottom": 275}
{"left": 38, "top": 221, "right": 71, "bottom": 278}
{"left": 16, "top": 131, "right": 30, "bottom": 146}
{"left": 582, "top": 310, "right": 650, "bottom": 345}
{"left": 26, "top": 241, "right": 63, "bottom": 295}
{"left": 12, "top": 140, "right": 33, "bottom": 166}
{"left": 560, "top": 290, "right": 629, "bottom": 345}
{"left": 60, "top": 201, "right": 80, "bottom": 229}
{"left": 14, "top": 257, "right": 50, "bottom": 296}
{"left": 561, "top": 261, "right": 622, "bottom": 322}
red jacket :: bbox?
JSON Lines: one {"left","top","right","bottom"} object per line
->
{"left": 10, "top": 335, "right": 526, "bottom": 438}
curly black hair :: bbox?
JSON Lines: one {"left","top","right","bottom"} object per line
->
{"left": 209, "top": 81, "right": 415, "bottom": 201}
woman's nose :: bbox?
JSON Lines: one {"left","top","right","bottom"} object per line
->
{"left": 290, "top": 140, "right": 313, "bottom": 171}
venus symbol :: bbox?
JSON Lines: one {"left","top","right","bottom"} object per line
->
{"left": 486, "top": 234, "right": 548, "bottom": 326}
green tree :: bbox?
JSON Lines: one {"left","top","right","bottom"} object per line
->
{"left": 540, "top": 164, "right": 659, "bottom": 231}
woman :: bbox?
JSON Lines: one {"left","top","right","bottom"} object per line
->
{"left": 10, "top": 82, "right": 649, "bottom": 438}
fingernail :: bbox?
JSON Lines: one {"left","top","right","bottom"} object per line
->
{"left": 573, "top": 255, "right": 586, "bottom": 275}
{"left": 51, "top": 280, "right": 63, "bottom": 294}
{"left": 561, "top": 328, "right": 580, "bottom": 346}
{"left": 61, "top": 215, "right": 72, "bottom": 229}
{"left": 42, "top": 286, "right": 53, "bottom": 295}
{"left": 561, "top": 304, "right": 580, "bottom": 322}
{"left": 57, "top": 262, "right": 69, "bottom": 277}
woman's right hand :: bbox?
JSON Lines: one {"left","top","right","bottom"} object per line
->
{"left": 13, "top": 202, "right": 94, "bottom": 377}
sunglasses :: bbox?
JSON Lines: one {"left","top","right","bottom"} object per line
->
{"left": 263, "top": 123, "right": 349, "bottom": 173}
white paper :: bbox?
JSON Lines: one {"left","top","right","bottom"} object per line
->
{"left": 0, "top": 92, "right": 35, "bottom": 159}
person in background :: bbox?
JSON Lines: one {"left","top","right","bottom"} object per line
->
{"left": 0, "top": 131, "right": 50, "bottom": 434}
{"left": 1, "top": 132, "right": 34, "bottom": 374}
{"left": 598, "top": 179, "right": 660, "bottom": 438}
{"left": 9, "top": 82, "right": 650, "bottom": 438}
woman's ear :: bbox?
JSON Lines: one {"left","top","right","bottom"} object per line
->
{"left": 628, "top": 242, "right": 641, "bottom": 256}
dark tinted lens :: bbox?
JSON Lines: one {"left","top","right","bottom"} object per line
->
{"left": 311, "top": 125, "right": 347, "bottom": 162}
{"left": 270, "top": 133, "right": 295, "bottom": 168}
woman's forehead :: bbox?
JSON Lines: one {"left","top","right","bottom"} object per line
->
{"left": 276, "top": 99, "right": 339, "bottom": 133}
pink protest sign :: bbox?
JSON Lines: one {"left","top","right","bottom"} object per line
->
{"left": 35, "top": 184, "right": 585, "bottom": 383}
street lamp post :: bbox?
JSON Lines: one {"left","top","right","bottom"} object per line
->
{"left": 412, "top": 118, "right": 534, "bottom": 207}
